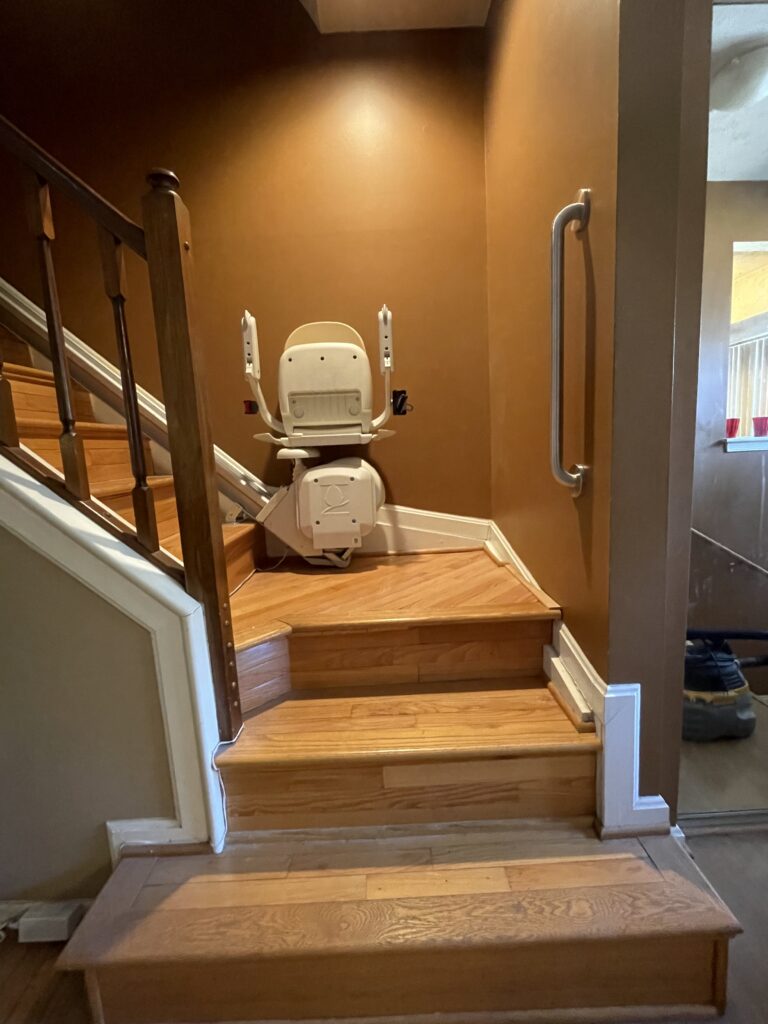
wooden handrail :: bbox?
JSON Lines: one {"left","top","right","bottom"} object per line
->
{"left": 0, "top": 115, "right": 147, "bottom": 258}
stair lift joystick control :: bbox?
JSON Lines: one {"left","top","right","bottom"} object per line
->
{"left": 241, "top": 305, "right": 407, "bottom": 568}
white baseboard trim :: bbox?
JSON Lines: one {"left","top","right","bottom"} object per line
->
{"left": 362, "top": 504, "right": 490, "bottom": 555}
{"left": 546, "top": 622, "right": 669, "bottom": 837}
{"left": 105, "top": 818, "right": 213, "bottom": 862}
{"left": 0, "top": 455, "right": 227, "bottom": 862}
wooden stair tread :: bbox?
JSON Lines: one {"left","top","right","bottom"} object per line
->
{"left": 216, "top": 686, "right": 599, "bottom": 769}
{"left": 58, "top": 829, "right": 738, "bottom": 970}
{"left": 161, "top": 521, "right": 253, "bottom": 561}
{"left": 17, "top": 415, "right": 128, "bottom": 439}
{"left": 4, "top": 361, "right": 56, "bottom": 383}
{"left": 90, "top": 475, "right": 175, "bottom": 499}
{"left": 231, "top": 550, "right": 561, "bottom": 650}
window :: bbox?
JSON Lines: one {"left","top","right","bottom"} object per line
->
{"left": 727, "top": 244, "right": 768, "bottom": 442}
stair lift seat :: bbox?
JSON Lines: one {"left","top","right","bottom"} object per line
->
{"left": 242, "top": 306, "right": 402, "bottom": 567}
{"left": 278, "top": 322, "right": 374, "bottom": 444}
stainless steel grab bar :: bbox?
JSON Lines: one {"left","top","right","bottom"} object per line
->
{"left": 550, "top": 188, "right": 591, "bottom": 498}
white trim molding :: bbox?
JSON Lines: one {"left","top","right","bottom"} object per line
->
{"left": 0, "top": 454, "right": 226, "bottom": 861}
{"left": 545, "top": 622, "right": 670, "bottom": 838}
{"left": 724, "top": 435, "right": 768, "bottom": 452}
{"left": 362, "top": 504, "right": 490, "bottom": 555}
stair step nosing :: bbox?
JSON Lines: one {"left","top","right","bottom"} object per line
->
{"left": 216, "top": 738, "right": 601, "bottom": 771}
{"left": 57, "top": 884, "right": 739, "bottom": 971}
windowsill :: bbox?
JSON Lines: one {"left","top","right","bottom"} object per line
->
{"left": 724, "top": 436, "right": 768, "bottom": 452}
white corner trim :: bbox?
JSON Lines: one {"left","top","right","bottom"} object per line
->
{"left": 485, "top": 520, "right": 538, "bottom": 584}
{"left": 546, "top": 622, "right": 669, "bottom": 838}
{"left": 0, "top": 454, "right": 226, "bottom": 860}
{"left": 105, "top": 818, "right": 207, "bottom": 863}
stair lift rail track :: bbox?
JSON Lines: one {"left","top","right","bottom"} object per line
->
{"left": 0, "top": 114, "right": 242, "bottom": 740}
{"left": 550, "top": 188, "right": 591, "bottom": 498}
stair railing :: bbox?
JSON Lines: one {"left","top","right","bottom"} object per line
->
{"left": 0, "top": 115, "right": 241, "bottom": 741}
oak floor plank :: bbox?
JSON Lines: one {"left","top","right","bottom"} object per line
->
{"left": 217, "top": 688, "right": 599, "bottom": 770}
{"left": 230, "top": 550, "right": 561, "bottom": 649}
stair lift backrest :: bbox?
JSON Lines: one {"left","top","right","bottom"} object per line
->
{"left": 278, "top": 322, "right": 373, "bottom": 439}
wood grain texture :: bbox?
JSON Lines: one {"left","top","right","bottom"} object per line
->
{"left": 289, "top": 619, "right": 554, "bottom": 689}
{"left": 58, "top": 829, "right": 738, "bottom": 1023}
{"left": 236, "top": 634, "right": 291, "bottom": 715}
{"left": 22, "top": 434, "right": 151, "bottom": 485}
{"left": 217, "top": 687, "right": 598, "bottom": 768}
{"left": 230, "top": 550, "right": 560, "bottom": 650}
{"left": 143, "top": 171, "right": 241, "bottom": 741}
{"left": 220, "top": 753, "right": 597, "bottom": 830}
{"left": 0, "top": 935, "right": 89, "bottom": 1024}
{"left": 218, "top": 686, "right": 598, "bottom": 829}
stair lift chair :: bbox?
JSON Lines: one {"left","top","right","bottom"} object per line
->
{"left": 241, "top": 306, "right": 407, "bottom": 568}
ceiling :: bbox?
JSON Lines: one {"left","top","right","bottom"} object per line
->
{"left": 710, "top": 3, "right": 768, "bottom": 180}
{"left": 298, "top": 0, "right": 492, "bottom": 34}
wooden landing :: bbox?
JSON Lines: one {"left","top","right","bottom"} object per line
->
{"left": 217, "top": 685, "right": 599, "bottom": 830}
{"left": 59, "top": 825, "right": 739, "bottom": 1023}
{"left": 230, "top": 549, "right": 560, "bottom": 649}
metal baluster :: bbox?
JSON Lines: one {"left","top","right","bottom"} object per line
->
{"left": 98, "top": 227, "right": 160, "bottom": 552}
{"left": 24, "top": 172, "right": 89, "bottom": 498}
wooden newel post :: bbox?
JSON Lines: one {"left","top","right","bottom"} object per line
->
{"left": 142, "top": 168, "right": 242, "bottom": 741}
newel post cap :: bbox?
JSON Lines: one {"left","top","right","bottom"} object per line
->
{"left": 146, "top": 168, "right": 181, "bottom": 192}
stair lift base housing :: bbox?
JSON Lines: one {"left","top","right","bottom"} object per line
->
{"left": 243, "top": 307, "right": 399, "bottom": 568}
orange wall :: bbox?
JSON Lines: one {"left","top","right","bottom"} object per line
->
{"left": 484, "top": 0, "right": 619, "bottom": 675}
{"left": 0, "top": 0, "right": 490, "bottom": 516}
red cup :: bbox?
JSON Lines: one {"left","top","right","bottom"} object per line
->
{"left": 753, "top": 416, "right": 768, "bottom": 437}
{"left": 726, "top": 417, "right": 740, "bottom": 438}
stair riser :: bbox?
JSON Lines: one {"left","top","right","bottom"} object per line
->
{"left": 10, "top": 376, "right": 93, "bottom": 422}
{"left": 221, "top": 751, "right": 596, "bottom": 831}
{"left": 288, "top": 619, "right": 554, "bottom": 691}
{"left": 21, "top": 436, "right": 153, "bottom": 486}
{"left": 85, "top": 934, "right": 722, "bottom": 1023}
{"left": 106, "top": 487, "right": 179, "bottom": 543}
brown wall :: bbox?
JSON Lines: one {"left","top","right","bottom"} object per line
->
{"left": 484, "top": 0, "right": 620, "bottom": 677}
{"left": 692, "top": 183, "right": 768, "bottom": 569}
{"left": 485, "top": 0, "right": 712, "bottom": 810}
{"left": 0, "top": 0, "right": 490, "bottom": 517}
{"left": 0, "top": 526, "right": 174, "bottom": 899}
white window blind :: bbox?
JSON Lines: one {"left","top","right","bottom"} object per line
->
{"left": 727, "top": 333, "right": 768, "bottom": 436}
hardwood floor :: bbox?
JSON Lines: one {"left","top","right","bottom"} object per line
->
{"left": 230, "top": 549, "right": 560, "bottom": 648}
{"left": 679, "top": 699, "right": 768, "bottom": 815}
{"left": 8, "top": 829, "right": 764, "bottom": 1024}
{"left": 0, "top": 935, "right": 89, "bottom": 1024}
{"left": 55, "top": 826, "right": 738, "bottom": 1024}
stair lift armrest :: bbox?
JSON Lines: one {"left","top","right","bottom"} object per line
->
{"left": 242, "top": 310, "right": 285, "bottom": 435}
{"left": 372, "top": 304, "right": 394, "bottom": 430}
